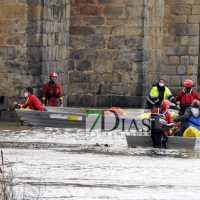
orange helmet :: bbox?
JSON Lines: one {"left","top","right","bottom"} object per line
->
{"left": 161, "top": 100, "right": 170, "bottom": 109}
{"left": 184, "top": 79, "right": 193, "bottom": 88}
{"left": 49, "top": 72, "right": 58, "bottom": 78}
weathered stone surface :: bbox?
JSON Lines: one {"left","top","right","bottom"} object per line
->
{"left": 70, "top": 49, "right": 98, "bottom": 60}
{"left": 69, "top": 71, "right": 85, "bottom": 83}
{"left": 95, "top": 26, "right": 112, "bottom": 35}
{"left": 86, "top": 36, "right": 105, "bottom": 48}
{"left": 76, "top": 60, "right": 92, "bottom": 71}
{"left": 168, "top": 56, "right": 180, "bottom": 65}
{"left": 100, "top": 50, "right": 118, "bottom": 60}
{"left": 177, "top": 65, "right": 186, "bottom": 75}
{"left": 111, "top": 96, "right": 142, "bottom": 107}
{"left": 80, "top": 5, "right": 100, "bottom": 16}
{"left": 26, "top": 47, "right": 42, "bottom": 62}
{"left": 186, "top": 24, "right": 199, "bottom": 35}
{"left": 83, "top": 17, "right": 105, "bottom": 26}
{"left": 164, "top": 65, "right": 177, "bottom": 75}
{"left": 99, "top": 0, "right": 124, "bottom": 4}
{"left": 169, "top": 24, "right": 186, "bottom": 36}
{"left": 5, "top": 34, "right": 26, "bottom": 45}
{"left": 180, "top": 36, "right": 199, "bottom": 46}
{"left": 27, "top": 5, "right": 42, "bottom": 20}
{"left": 112, "top": 61, "right": 132, "bottom": 72}
{"left": 2, "top": 5, "right": 26, "bottom": 19}
{"left": 84, "top": 73, "right": 102, "bottom": 83}
{"left": 171, "top": 5, "right": 191, "bottom": 15}
{"left": 118, "top": 50, "right": 143, "bottom": 62}
{"left": 108, "top": 36, "right": 126, "bottom": 49}
{"left": 69, "top": 26, "right": 95, "bottom": 35}
{"left": 0, "top": 46, "right": 17, "bottom": 60}
{"left": 126, "top": 37, "right": 143, "bottom": 49}
{"left": 107, "top": 18, "right": 128, "bottom": 26}
{"left": 125, "top": 6, "right": 143, "bottom": 17}
{"left": 103, "top": 6, "right": 123, "bottom": 17}
{"left": 93, "top": 60, "right": 109, "bottom": 72}
{"left": 166, "top": 46, "right": 188, "bottom": 56}
{"left": 102, "top": 73, "right": 122, "bottom": 84}
{"left": 186, "top": 65, "right": 198, "bottom": 75}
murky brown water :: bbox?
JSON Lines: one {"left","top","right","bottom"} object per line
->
{"left": 1, "top": 122, "right": 200, "bottom": 200}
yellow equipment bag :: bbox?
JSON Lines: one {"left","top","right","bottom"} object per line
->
{"left": 183, "top": 126, "right": 200, "bottom": 137}
{"left": 19, "top": 107, "right": 31, "bottom": 110}
{"left": 138, "top": 112, "right": 150, "bottom": 118}
{"left": 170, "top": 111, "right": 178, "bottom": 119}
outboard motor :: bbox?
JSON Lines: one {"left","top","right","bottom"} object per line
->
{"left": 150, "top": 113, "right": 168, "bottom": 148}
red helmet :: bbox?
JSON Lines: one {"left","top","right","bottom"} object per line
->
{"left": 49, "top": 72, "right": 58, "bottom": 78}
{"left": 161, "top": 100, "right": 170, "bottom": 109}
{"left": 184, "top": 79, "right": 193, "bottom": 87}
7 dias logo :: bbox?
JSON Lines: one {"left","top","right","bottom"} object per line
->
{"left": 86, "top": 109, "right": 151, "bottom": 133}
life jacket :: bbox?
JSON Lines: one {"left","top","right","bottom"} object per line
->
{"left": 183, "top": 108, "right": 200, "bottom": 130}
{"left": 46, "top": 83, "right": 60, "bottom": 99}
{"left": 151, "top": 108, "right": 167, "bottom": 132}
{"left": 180, "top": 89, "right": 195, "bottom": 106}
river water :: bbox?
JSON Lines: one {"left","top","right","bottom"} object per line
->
{"left": 0, "top": 121, "right": 200, "bottom": 200}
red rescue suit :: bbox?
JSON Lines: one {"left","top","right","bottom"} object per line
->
{"left": 176, "top": 88, "right": 200, "bottom": 115}
{"left": 42, "top": 82, "right": 63, "bottom": 106}
{"left": 151, "top": 107, "right": 173, "bottom": 124}
{"left": 16, "top": 94, "right": 45, "bottom": 111}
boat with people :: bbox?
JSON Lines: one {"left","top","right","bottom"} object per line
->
{"left": 14, "top": 106, "right": 142, "bottom": 130}
{"left": 126, "top": 108, "right": 200, "bottom": 150}
{"left": 15, "top": 106, "right": 200, "bottom": 150}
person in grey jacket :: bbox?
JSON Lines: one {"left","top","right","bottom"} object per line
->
{"left": 173, "top": 100, "right": 200, "bottom": 136}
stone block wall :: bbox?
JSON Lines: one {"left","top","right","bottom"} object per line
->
{"left": 163, "top": 0, "right": 200, "bottom": 95}
{"left": 69, "top": 0, "right": 164, "bottom": 107}
{"left": 0, "top": 0, "right": 70, "bottom": 120}
{"left": 0, "top": 0, "right": 200, "bottom": 121}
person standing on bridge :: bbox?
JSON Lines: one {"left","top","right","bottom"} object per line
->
{"left": 42, "top": 72, "right": 63, "bottom": 107}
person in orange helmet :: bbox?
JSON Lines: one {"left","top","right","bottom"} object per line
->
{"left": 150, "top": 100, "right": 173, "bottom": 148}
{"left": 176, "top": 79, "right": 200, "bottom": 116}
{"left": 42, "top": 72, "right": 63, "bottom": 107}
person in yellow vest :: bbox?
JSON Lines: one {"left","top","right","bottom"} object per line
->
{"left": 145, "top": 79, "right": 177, "bottom": 109}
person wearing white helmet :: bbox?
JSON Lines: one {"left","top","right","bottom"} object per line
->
{"left": 42, "top": 72, "right": 63, "bottom": 107}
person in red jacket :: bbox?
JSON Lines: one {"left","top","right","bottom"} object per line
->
{"left": 151, "top": 100, "right": 173, "bottom": 148}
{"left": 42, "top": 72, "right": 63, "bottom": 107}
{"left": 12, "top": 87, "right": 45, "bottom": 111}
{"left": 176, "top": 79, "right": 200, "bottom": 116}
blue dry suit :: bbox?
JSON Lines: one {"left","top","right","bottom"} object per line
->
{"left": 182, "top": 107, "right": 200, "bottom": 130}
{"left": 179, "top": 107, "right": 200, "bottom": 131}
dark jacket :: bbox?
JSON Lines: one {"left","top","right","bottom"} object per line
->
{"left": 173, "top": 107, "right": 200, "bottom": 130}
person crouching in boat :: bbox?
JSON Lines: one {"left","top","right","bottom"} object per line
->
{"left": 12, "top": 87, "right": 45, "bottom": 111}
{"left": 173, "top": 100, "right": 200, "bottom": 136}
{"left": 150, "top": 100, "right": 173, "bottom": 148}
